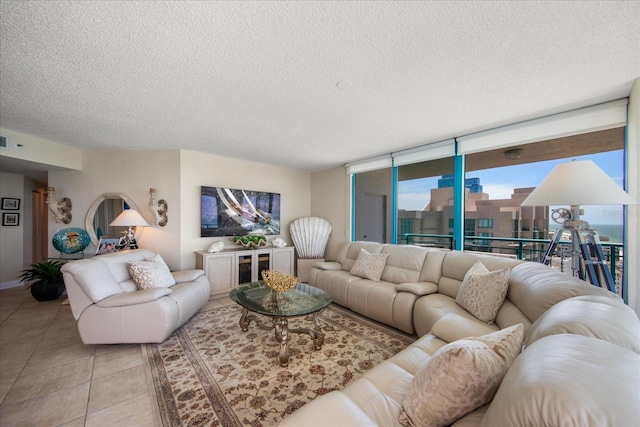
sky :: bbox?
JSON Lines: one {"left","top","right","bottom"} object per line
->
{"left": 398, "top": 149, "right": 628, "bottom": 226}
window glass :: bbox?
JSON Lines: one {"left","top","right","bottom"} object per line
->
{"left": 353, "top": 168, "right": 392, "bottom": 243}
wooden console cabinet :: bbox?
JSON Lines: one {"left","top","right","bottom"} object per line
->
{"left": 195, "top": 246, "right": 295, "bottom": 296}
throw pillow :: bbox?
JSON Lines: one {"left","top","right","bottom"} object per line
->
{"left": 349, "top": 248, "right": 388, "bottom": 281}
{"left": 399, "top": 324, "right": 524, "bottom": 427}
{"left": 455, "top": 261, "right": 510, "bottom": 324}
{"left": 128, "top": 254, "right": 176, "bottom": 290}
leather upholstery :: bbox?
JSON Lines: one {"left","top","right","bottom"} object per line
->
{"left": 283, "top": 242, "right": 637, "bottom": 427}
{"left": 61, "top": 249, "right": 210, "bottom": 344}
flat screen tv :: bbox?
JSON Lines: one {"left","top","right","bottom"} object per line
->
{"left": 201, "top": 186, "right": 281, "bottom": 237}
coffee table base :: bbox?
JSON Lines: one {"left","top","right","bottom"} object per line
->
{"left": 239, "top": 308, "right": 325, "bottom": 367}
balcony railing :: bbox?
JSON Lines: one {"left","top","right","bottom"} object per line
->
{"left": 400, "top": 233, "right": 625, "bottom": 298}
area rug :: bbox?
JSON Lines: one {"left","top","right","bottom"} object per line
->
{"left": 143, "top": 303, "right": 415, "bottom": 426}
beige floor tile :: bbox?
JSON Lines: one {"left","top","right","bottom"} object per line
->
{"left": 22, "top": 342, "right": 95, "bottom": 375}
{"left": 92, "top": 344, "right": 143, "bottom": 379}
{"left": 0, "top": 374, "right": 17, "bottom": 404}
{"left": 0, "top": 340, "right": 40, "bottom": 378}
{"left": 86, "top": 392, "right": 157, "bottom": 427}
{"left": 36, "top": 324, "right": 86, "bottom": 351}
{"left": 87, "top": 364, "right": 148, "bottom": 413}
{"left": 56, "top": 416, "right": 86, "bottom": 427}
{"left": 0, "top": 381, "right": 90, "bottom": 427}
{"left": 3, "top": 355, "right": 93, "bottom": 405}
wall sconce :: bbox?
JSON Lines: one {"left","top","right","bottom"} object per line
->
{"left": 504, "top": 148, "right": 524, "bottom": 160}
{"left": 149, "top": 188, "right": 168, "bottom": 226}
{"left": 45, "top": 187, "right": 72, "bottom": 224}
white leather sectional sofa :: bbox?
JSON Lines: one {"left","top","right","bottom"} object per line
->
{"left": 62, "top": 249, "right": 210, "bottom": 344}
{"left": 280, "top": 241, "right": 640, "bottom": 426}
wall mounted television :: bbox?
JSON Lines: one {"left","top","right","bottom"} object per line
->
{"left": 201, "top": 186, "right": 281, "bottom": 237}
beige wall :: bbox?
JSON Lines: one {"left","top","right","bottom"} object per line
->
{"left": 0, "top": 172, "right": 25, "bottom": 287}
{"left": 179, "top": 150, "right": 311, "bottom": 270}
{"left": 0, "top": 128, "right": 82, "bottom": 170}
{"left": 626, "top": 78, "right": 639, "bottom": 314}
{"left": 310, "top": 166, "right": 350, "bottom": 260}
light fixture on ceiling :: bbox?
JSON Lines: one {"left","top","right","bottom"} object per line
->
{"left": 504, "top": 148, "right": 523, "bottom": 160}
{"left": 520, "top": 159, "right": 637, "bottom": 292}
{"left": 109, "top": 209, "right": 150, "bottom": 250}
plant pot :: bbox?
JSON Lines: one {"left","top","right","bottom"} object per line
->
{"left": 29, "top": 280, "right": 65, "bottom": 302}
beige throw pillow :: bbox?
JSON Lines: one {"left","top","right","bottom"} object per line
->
{"left": 349, "top": 248, "right": 388, "bottom": 281}
{"left": 399, "top": 324, "right": 524, "bottom": 427}
{"left": 128, "top": 254, "right": 176, "bottom": 290}
{"left": 455, "top": 261, "right": 509, "bottom": 324}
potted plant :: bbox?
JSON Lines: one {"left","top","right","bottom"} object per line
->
{"left": 18, "top": 260, "right": 66, "bottom": 301}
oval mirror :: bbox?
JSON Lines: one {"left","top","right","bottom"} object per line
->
{"left": 85, "top": 193, "right": 144, "bottom": 246}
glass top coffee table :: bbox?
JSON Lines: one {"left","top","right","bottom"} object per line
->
{"left": 230, "top": 281, "right": 332, "bottom": 367}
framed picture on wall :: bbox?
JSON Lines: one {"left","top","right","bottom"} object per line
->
{"left": 2, "top": 213, "right": 20, "bottom": 226}
{"left": 1, "top": 198, "right": 20, "bottom": 210}
{"left": 96, "top": 237, "right": 120, "bottom": 255}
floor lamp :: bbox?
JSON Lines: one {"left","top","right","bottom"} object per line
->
{"left": 110, "top": 209, "right": 149, "bottom": 250}
{"left": 520, "top": 160, "right": 637, "bottom": 292}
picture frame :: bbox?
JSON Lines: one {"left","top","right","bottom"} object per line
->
{"left": 1, "top": 198, "right": 20, "bottom": 210}
{"left": 2, "top": 213, "right": 20, "bottom": 226}
{"left": 96, "top": 237, "right": 121, "bottom": 255}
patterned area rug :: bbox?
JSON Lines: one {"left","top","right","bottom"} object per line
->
{"left": 143, "top": 303, "right": 415, "bottom": 426}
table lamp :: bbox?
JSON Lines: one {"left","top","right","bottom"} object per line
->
{"left": 109, "top": 209, "right": 150, "bottom": 249}
{"left": 521, "top": 159, "right": 637, "bottom": 291}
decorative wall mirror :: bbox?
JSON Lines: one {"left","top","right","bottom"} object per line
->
{"left": 85, "top": 193, "right": 144, "bottom": 246}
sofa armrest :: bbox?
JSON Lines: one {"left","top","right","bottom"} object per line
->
{"left": 395, "top": 282, "right": 438, "bottom": 296}
{"left": 96, "top": 288, "right": 172, "bottom": 308}
{"left": 172, "top": 269, "right": 205, "bottom": 283}
{"left": 431, "top": 313, "right": 498, "bottom": 343}
{"left": 313, "top": 261, "right": 343, "bottom": 270}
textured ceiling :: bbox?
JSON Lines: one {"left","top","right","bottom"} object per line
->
{"left": 1, "top": 1, "right": 639, "bottom": 173}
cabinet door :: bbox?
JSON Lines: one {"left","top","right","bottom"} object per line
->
{"left": 272, "top": 247, "right": 294, "bottom": 275}
{"left": 237, "top": 252, "right": 254, "bottom": 284}
{"left": 203, "top": 253, "right": 236, "bottom": 295}
{"left": 254, "top": 250, "right": 271, "bottom": 282}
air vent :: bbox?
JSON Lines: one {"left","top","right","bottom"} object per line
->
{"left": 0, "top": 135, "right": 7, "bottom": 149}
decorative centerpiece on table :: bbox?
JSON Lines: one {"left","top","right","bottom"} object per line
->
{"left": 261, "top": 270, "right": 297, "bottom": 308}
{"left": 231, "top": 234, "right": 267, "bottom": 249}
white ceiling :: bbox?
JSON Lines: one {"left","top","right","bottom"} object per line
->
{"left": 1, "top": 1, "right": 639, "bottom": 174}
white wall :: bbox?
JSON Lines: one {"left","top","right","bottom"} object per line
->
{"left": 310, "top": 166, "right": 350, "bottom": 260}
{"left": 0, "top": 128, "right": 82, "bottom": 170}
{"left": 179, "top": 150, "right": 311, "bottom": 270}
{"left": 0, "top": 172, "right": 25, "bottom": 288}
{"left": 626, "top": 78, "right": 639, "bottom": 314}
{"left": 46, "top": 148, "right": 312, "bottom": 271}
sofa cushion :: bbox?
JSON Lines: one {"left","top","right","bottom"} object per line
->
{"left": 455, "top": 261, "right": 509, "bottom": 324}
{"left": 431, "top": 313, "right": 498, "bottom": 343}
{"left": 400, "top": 324, "right": 524, "bottom": 427}
{"left": 128, "top": 254, "right": 176, "bottom": 289}
{"left": 481, "top": 334, "right": 640, "bottom": 427}
{"left": 350, "top": 248, "right": 389, "bottom": 281}
{"left": 62, "top": 258, "right": 123, "bottom": 303}
{"left": 525, "top": 295, "right": 640, "bottom": 353}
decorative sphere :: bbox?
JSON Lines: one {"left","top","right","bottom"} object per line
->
{"left": 52, "top": 228, "right": 91, "bottom": 254}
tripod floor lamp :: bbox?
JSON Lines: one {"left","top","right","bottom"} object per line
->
{"left": 520, "top": 159, "right": 637, "bottom": 293}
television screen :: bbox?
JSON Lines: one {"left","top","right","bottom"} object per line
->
{"left": 201, "top": 186, "right": 281, "bottom": 237}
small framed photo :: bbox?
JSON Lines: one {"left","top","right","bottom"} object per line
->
{"left": 1, "top": 198, "right": 20, "bottom": 210}
{"left": 2, "top": 213, "right": 20, "bottom": 226}
{"left": 96, "top": 237, "right": 120, "bottom": 255}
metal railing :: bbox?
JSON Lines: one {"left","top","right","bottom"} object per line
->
{"left": 400, "top": 233, "right": 625, "bottom": 295}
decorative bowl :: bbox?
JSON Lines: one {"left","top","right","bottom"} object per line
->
{"left": 231, "top": 235, "right": 267, "bottom": 249}
{"left": 261, "top": 270, "right": 297, "bottom": 292}
{"left": 52, "top": 227, "right": 91, "bottom": 254}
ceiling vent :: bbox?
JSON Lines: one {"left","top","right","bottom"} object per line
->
{"left": 0, "top": 135, "right": 7, "bottom": 149}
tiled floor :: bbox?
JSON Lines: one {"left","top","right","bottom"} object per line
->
{"left": 0, "top": 286, "right": 231, "bottom": 426}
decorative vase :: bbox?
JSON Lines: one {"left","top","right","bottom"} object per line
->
{"left": 29, "top": 280, "right": 65, "bottom": 301}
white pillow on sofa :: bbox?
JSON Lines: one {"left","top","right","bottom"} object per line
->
{"left": 400, "top": 323, "right": 524, "bottom": 427}
{"left": 455, "top": 261, "right": 509, "bottom": 324}
{"left": 350, "top": 248, "right": 388, "bottom": 281}
{"left": 128, "top": 254, "right": 176, "bottom": 290}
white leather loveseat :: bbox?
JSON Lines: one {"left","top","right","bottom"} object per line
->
{"left": 61, "top": 249, "right": 210, "bottom": 344}
{"left": 279, "top": 242, "right": 640, "bottom": 426}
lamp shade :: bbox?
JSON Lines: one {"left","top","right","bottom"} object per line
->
{"left": 109, "top": 209, "right": 150, "bottom": 227}
{"left": 520, "top": 160, "right": 637, "bottom": 206}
